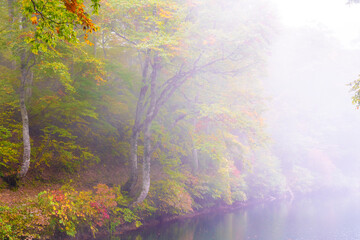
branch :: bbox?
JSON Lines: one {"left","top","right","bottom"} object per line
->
{"left": 171, "top": 113, "right": 188, "bottom": 128}
{"left": 30, "top": 0, "right": 70, "bottom": 25}
{"left": 180, "top": 89, "right": 192, "bottom": 103}
{"left": 161, "top": 53, "right": 201, "bottom": 89}
{"left": 149, "top": 112, "right": 189, "bottom": 156}
{"left": 111, "top": 28, "right": 138, "bottom": 46}
{"left": 133, "top": 54, "right": 151, "bottom": 132}
{"left": 141, "top": 46, "right": 243, "bottom": 132}
{"left": 26, "top": 54, "right": 36, "bottom": 74}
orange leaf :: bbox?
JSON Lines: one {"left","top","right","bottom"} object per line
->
{"left": 30, "top": 16, "right": 38, "bottom": 25}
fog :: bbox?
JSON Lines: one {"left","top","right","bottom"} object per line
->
{"left": 265, "top": 0, "right": 360, "bottom": 186}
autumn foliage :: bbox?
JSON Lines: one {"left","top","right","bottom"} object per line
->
{"left": 0, "top": 0, "right": 325, "bottom": 238}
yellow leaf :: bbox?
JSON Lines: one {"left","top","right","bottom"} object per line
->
{"left": 85, "top": 40, "right": 94, "bottom": 46}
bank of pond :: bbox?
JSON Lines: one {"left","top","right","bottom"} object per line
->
{"left": 1, "top": 182, "right": 357, "bottom": 240}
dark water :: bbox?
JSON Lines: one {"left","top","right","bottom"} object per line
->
{"left": 119, "top": 195, "right": 360, "bottom": 240}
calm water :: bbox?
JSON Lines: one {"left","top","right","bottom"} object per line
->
{"left": 119, "top": 195, "right": 360, "bottom": 240}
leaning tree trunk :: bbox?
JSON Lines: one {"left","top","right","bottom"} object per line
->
{"left": 18, "top": 60, "right": 31, "bottom": 178}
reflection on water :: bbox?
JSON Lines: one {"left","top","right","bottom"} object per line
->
{"left": 119, "top": 195, "right": 360, "bottom": 240}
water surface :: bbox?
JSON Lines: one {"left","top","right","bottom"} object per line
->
{"left": 120, "top": 195, "right": 360, "bottom": 240}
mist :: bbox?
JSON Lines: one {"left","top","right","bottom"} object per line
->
{"left": 3, "top": 0, "right": 360, "bottom": 238}
{"left": 265, "top": 1, "right": 360, "bottom": 190}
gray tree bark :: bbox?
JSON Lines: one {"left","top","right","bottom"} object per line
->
{"left": 102, "top": 31, "right": 107, "bottom": 59}
{"left": 192, "top": 119, "right": 199, "bottom": 171}
{"left": 9, "top": 0, "right": 32, "bottom": 178}
{"left": 18, "top": 53, "right": 31, "bottom": 178}
{"left": 134, "top": 121, "right": 151, "bottom": 204}
{"left": 123, "top": 55, "right": 150, "bottom": 193}
{"left": 192, "top": 95, "right": 199, "bottom": 172}
{"left": 123, "top": 130, "right": 139, "bottom": 193}
{"left": 133, "top": 55, "right": 159, "bottom": 204}
{"left": 192, "top": 141, "right": 198, "bottom": 171}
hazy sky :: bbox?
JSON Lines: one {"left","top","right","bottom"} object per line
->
{"left": 264, "top": 0, "right": 360, "bottom": 176}
{"left": 271, "top": 0, "right": 360, "bottom": 48}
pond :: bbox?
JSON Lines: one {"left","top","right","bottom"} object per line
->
{"left": 118, "top": 194, "right": 360, "bottom": 240}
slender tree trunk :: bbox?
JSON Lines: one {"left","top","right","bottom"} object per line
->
{"left": 123, "top": 130, "right": 139, "bottom": 193}
{"left": 94, "top": 36, "right": 97, "bottom": 57}
{"left": 9, "top": 0, "right": 33, "bottom": 179}
{"left": 8, "top": 0, "right": 17, "bottom": 70}
{"left": 192, "top": 133, "right": 198, "bottom": 172}
{"left": 102, "top": 31, "right": 107, "bottom": 59}
{"left": 123, "top": 55, "right": 150, "bottom": 193}
{"left": 192, "top": 95, "right": 198, "bottom": 172}
{"left": 192, "top": 118, "right": 198, "bottom": 172}
{"left": 18, "top": 55, "right": 31, "bottom": 178}
{"left": 134, "top": 55, "right": 159, "bottom": 203}
{"left": 25, "top": 71, "right": 33, "bottom": 101}
{"left": 285, "top": 182, "right": 294, "bottom": 201}
{"left": 8, "top": 0, "right": 14, "bottom": 23}
{"left": 134, "top": 121, "right": 151, "bottom": 204}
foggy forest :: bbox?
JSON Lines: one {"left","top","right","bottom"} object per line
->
{"left": 1, "top": 0, "right": 360, "bottom": 239}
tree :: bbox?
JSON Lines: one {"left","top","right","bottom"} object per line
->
{"left": 3, "top": 0, "right": 100, "bottom": 178}
{"left": 108, "top": 0, "right": 273, "bottom": 203}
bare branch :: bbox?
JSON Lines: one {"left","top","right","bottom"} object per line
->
{"left": 149, "top": 112, "right": 189, "bottom": 156}
{"left": 26, "top": 54, "right": 36, "bottom": 74}
{"left": 111, "top": 28, "right": 138, "bottom": 46}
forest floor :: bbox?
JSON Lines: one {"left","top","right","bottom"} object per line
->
{"left": 0, "top": 162, "right": 129, "bottom": 205}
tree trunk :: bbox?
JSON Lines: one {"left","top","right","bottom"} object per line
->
{"left": 18, "top": 58, "right": 31, "bottom": 178}
{"left": 192, "top": 143, "right": 198, "bottom": 171}
{"left": 192, "top": 118, "right": 198, "bottom": 172}
{"left": 8, "top": 0, "right": 14, "bottom": 23}
{"left": 123, "top": 55, "right": 150, "bottom": 193}
{"left": 133, "top": 55, "right": 159, "bottom": 203}
{"left": 25, "top": 71, "right": 33, "bottom": 101}
{"left": 134, "top": 121, "right": 151, "bottom": 204}
{"left": 192, "top": 94, "right": 198, "bottom": 172}
{"left": 93, "top": 35, "right": 97, "bottom": 57}
{"left": 286, "top": 184, "right": 295, "bottom": 201}
{"left": 123, "top": 130, "right": 139, "bottom": 193}
{"left": 7, "top": 0, "right": 30, "bottom": 178}
{"left": 102, "top": 31, "right": 107, "bottom": 59}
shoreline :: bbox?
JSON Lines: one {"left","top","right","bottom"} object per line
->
{"left": 110, "top": 191, "right": 347, "bottom": 237}
{"left": 73, "top": 189, "right": 355, "bottom": 239}
{"left": 108, "top": 199, "right": 277, "bottom": 238}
